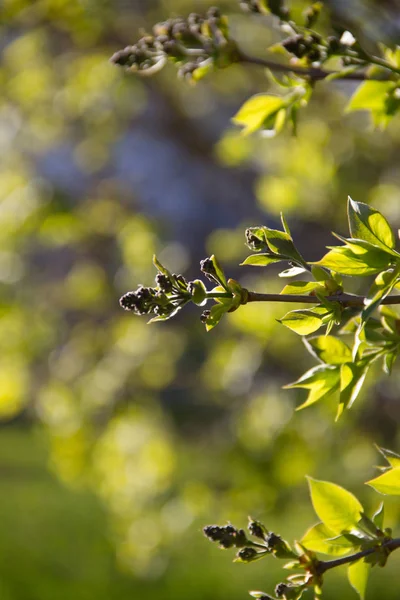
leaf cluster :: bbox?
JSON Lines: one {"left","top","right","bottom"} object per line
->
{"left": 111, "top": 2, "right": 400, "bottom": 138}
{"left": 204, "top": 447, "right": 400, "bottom": 600}
{"left": 120, "top": 198, "right": 400, "bottom": 417}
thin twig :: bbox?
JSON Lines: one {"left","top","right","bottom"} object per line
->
{"left": 316, "top": 538, "right": 400, "bottom": 575}
{"left": 237, "top": 50, "right": 395, "bottom": 82}
{"left": 246, "top": 292, "right": 400, "bottom": 307}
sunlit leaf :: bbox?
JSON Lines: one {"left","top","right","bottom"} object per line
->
{"left": 336, "top": 361, "right": 369, "bottom": 419}
{"left": 284, "top": 364, "right": 340, "bottom": 409}
{"left": 347, "top": 198, "right": 397, "bottom": 253}
{"left": 307, "top": 477, "right": 363, "bottom": 534}
{"left": 280, "top": 281, "right": 322, "bottom": 295}
{"left": 304, "top": 336, "right": 352, "bottom": 365}
{"left": 279, "top": 309, "right": 323, "bottom": 335}
{"left": 314, "top": 244, "right": 392, "bottom": 276}
{"left": 348, "top": 559, "right": 370, "bottom": 600}
{"left": 376, "top": 446, "right": 400, "bottom": 468}
{"left": 301, "top": 522, "right": 356, "bottom": 556}
{"left": 232, "top": 94, "right": 286, "bottom": 135}
{"left": 366, "top": 466, "right": 400, "bottom": 495}
{"left": 240, "top": 254, "right": 283, "bottom": 266}
{"left": 372, "top": 502, "right": 385, "bottom": 530}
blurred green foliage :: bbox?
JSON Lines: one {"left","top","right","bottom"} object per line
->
{"left": 1, "top": 0, "right": 400, "bottom": 598}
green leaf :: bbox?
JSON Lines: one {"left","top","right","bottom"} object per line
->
{"left": 279, "top": 309, "right": 323, "bottom": 335}
{"left": 301, "top": 522, "right": 357, "bottom": 557}
{"left": 372, "top": 502, "right": 384, "bottom": 530}
{"left": 362, "top": 267, "right": 400, "bottom": 323}
{"left": 336, "top": 361, "right": 369, "bottom": 420}
{"left": 347, "top": 81, "right": 393, "bottom": 112}
{"left": 209, "top": 254, "right": 228, "bottom": 289}
{"left": 383, "top": 350, "right": 397, "bottom": 374}
{"left": 348, "top": 559, "right": 370, "bottom": 600}
{"left": 232, "top": 94, "right": 286, "bottom": 135}
{"left": 153, "top": 254, "right": 173, "bottom": 278}
{"left": 376, "top": 446, "right": 400, "bottom": 468}
{"left": 279, "top": 266, "right": 308, "bottom": 278}
{"left": 304, "top": 336, "right": 352, "bottom": 365}
{"left": 307, "top": 477, "right": 363, "bottom": 535}
{"left": 314, "top": 244, "right": 392, "bottom": 276}
{"left": 264, "top": 227, "right": 305, "bottom": 264}
{"left": 280, "top": 281, "right": 322, "bottom": 295}
{"left": 367, "top": 466, "right": 400, "bottom": 495}
{"left": 240, "top": 254, "right": 283, "bottom": 267}
{"left": 284, "top": 364, "right": 340, "bottom": 410}
{"left": 347, "top": 198, "right": 397, "bottom": 253}
{"left": 346, "top": 81, "right": 395, "bottom": 127}
{"left": 280, "top": 212, "right": 291, "bottom": 236}
{"left": 204, "top": 302, "right": 231, "bottom": 331}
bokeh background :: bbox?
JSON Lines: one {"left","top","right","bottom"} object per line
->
{"left": 1, "top": 0, "right": 400, "bottom": 598}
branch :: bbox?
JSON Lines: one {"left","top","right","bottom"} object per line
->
{"left": 246, "top": 292, "right": 400, "bottom": 307}
{"left": 316, "top": 538, "right": 400, "bottom": 575}
{"left": 237, "top": 50, "right": 395, "bottom": 82}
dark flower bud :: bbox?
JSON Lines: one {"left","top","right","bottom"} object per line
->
{"left": 234, "top": 528, "right": 248, "bottom": 547}
{"left": 110, "top": 46, "right": 137, "bottom": 67}
{"left": 266, "top": 532, "right": 283, "bottom": 550}
{"left": 275, "top": 583, "right": 289, "bottom": 598}
{"left": 307, "top": 47, "right": 321, "bottom": 62}
{"left": 155, "top": 273, "right": 173, "bottom": 293}
{"left": 248, "top": 519, "right": 268, "bottom": 541}
{"left": 200, "top": 309, "right": 211, "bottom": 324}
{"left": 326, "top": 36, "right": 342, "bottom": 54}
{"left": 203, "top": 525, "right": 223, "bottom": 541}
{"left": 188, "top": 13, "right": 202, "bottom": 25}
{"left": 200, "top": 258, "right": 218, "bottom": 282}
{"left": 239, "top": 0, "right": 262, "bottom": 14}
{"left": 267, "top": 0, "right": 289, "bottom": 20}
{"left": 119, "top": 291, "right": 140, "bottom": 311}
{"left": 172, "top": 21, "right": 189, "bottom": 37}
{"left": 207, "top": 7, "right": 221, "bottom": 19}
{"left": 237, "top": 547, "right": 259, "bottom": 562}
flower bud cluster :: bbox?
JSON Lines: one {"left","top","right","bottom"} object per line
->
{"left": 280, "top": 31, "right": 356, "bottom": 66}
{"left": 203, "top": 524, "right": 248, "bottom": 549}
{"left": 110, "top": 7, "right": 233, "bottom": 80}
{"left": 119, "top": 269, "right": 189, "bottom": 320}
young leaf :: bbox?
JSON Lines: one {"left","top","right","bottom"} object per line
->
{"left": 383, "top": 350, "right": 397, "bottom": 374}
{"left": 284, "top": 364, "right": 340, "bottom": 410}
{"left": 348, "top": 559, "right": 370, "bottom": 600}
{"left": 304, "top": 336, "right": 352, "bottom": 365}
{"left": 279, "top": 266, "right": 308, "bottom": 278}
{"left": 280, "top": 281, "right": 322, "bottom": 295}
{"left": 362, "top": 267, "right": 400, "bottom": 323}
{"left": 347, "top": 198, "right": 397, "bottom": 254}
{"left": 279, "top": 309, "right": 323, "bottom": 335}
{"left": 210, "top": 254, "right": 228, "bottom": 289}
{"left": 240, "top": 254, "right": 284, "bottom": 267}
{"left": 336, "top": 361, "right": 369, "bottom": 419}
{"left": 204, "top": 302, "right": 232, "bottom": 332}
{"left": 372, "top": 502, "right": 385, "bottom": 530}
{"left": 346, "top": 81, "right": 396, "bottom": 128}
{"left": 232, "top": 94, "right": 286, "bottom": 135}
{"left": 307, "top": 477, "right": 363, "bottom": 535}
{"left": 264, "top": 227, "right": 305, "bottom": 264}
{"left": 366, "top": 466, "right": 400, "bottom": 495}
{"left": 301, "top": 522, "right": 356, "bottom": 557}
{"left": 314, "top": 244, "right": 392, "bottom": 276}
{"left": 376, "top": 446, "right": 400, "bottom": 468}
